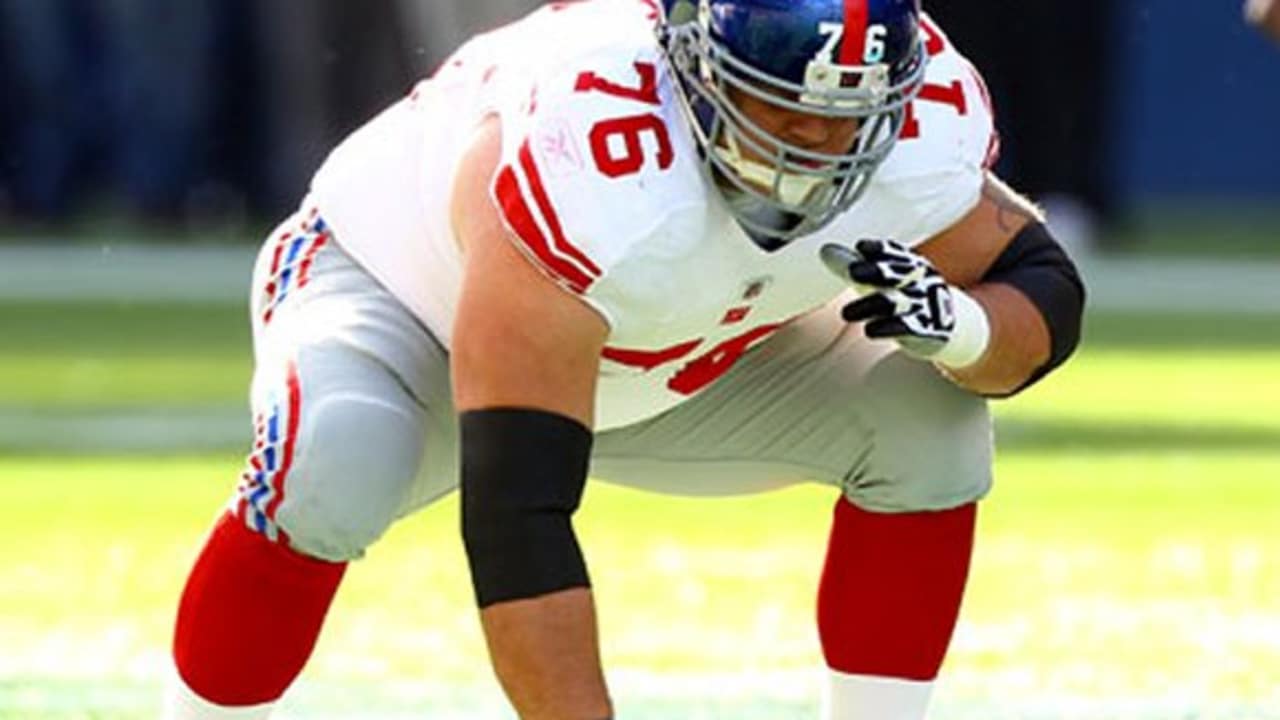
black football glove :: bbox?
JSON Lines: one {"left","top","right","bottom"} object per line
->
{"left": 820, "top": 239, "right": 990, "bottom": 368}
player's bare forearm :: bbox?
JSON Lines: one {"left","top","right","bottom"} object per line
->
{"left": 941, "top": 282, "right": 1050, "bottom": 395}
{"left": 480, "top": 588, "right": 613, "bottom": 719}
{"left": 452, "top": 116, "right": 614, "bottom": 720}
{"left": 919, "top": 174, "right": 1070, "bottom": 395}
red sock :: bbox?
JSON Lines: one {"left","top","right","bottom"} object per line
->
{"left": 816, "top": 499, "right": 976, "bottom": 680}
{"left": 173, "top": 511, "right": 347, "bottom": 706}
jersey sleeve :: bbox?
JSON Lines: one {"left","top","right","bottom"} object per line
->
{"left": 852, "top": 17, "right": 1000, "bottom": 248}
{"left": 486, "top": 47, "right": 691, "bottom": 328}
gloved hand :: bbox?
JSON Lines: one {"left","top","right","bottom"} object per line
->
{"left": 820, "top": 239, "right": 990, "bottom": 368}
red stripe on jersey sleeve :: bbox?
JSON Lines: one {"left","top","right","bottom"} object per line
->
{"left": 493, "top": 164, "right": 595, "bottom": 293}
{"left": 517, "top": 141, "right": 603, "bottom": 278}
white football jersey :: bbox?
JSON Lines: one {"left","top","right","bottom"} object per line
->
{"left": 307, "top": 0, "right": 996, "bottom": 430}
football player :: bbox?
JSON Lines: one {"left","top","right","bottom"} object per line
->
{"left": 164, "top": 1, "right": 1084, "bottom": 718}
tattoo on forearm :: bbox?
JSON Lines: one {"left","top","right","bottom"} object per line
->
{"left": 981, "top": 176, "right": 1043, "bottom": 234}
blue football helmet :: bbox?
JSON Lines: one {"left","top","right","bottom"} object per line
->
{"left": 658, "top": 0, "right": 926, "bottom": 247}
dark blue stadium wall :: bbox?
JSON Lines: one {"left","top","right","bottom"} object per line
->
{"left": 1118, "top": 3, "right": 1280, "bottom": 202}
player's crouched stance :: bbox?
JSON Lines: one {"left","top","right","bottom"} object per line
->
{"left": 164, "top": 0, "right": 1084, "bottom": 718}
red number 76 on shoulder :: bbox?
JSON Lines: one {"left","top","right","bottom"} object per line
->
{"left": 574, "top": 61, "right": 675, "bottom": 178}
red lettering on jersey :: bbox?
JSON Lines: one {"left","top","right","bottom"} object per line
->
{"left": 601, "top": 319, "right": 783, "bottom": 392}
{"left": 575, "top": 62, "right": 674, "bottom": 178}
{"left": 668, "top": 323, "right": 783, "bottom": 395}
{"left": 920, "top": 15, "right": 947, "bottom": 56}
{"left": 899, "top": 79, "right": 967, "bottom": 140}
{"left": 721, "top": 306, "right": 751, "bottom": 325}
{"left": 900, "top": 21, "right": 998, "bottom": 154}
{"left": 920, "top": 80, "right": 967, "bottom": 115}
{"left": 602, "top": 339, "right": 702, "bottom": 371}
{"left": 589, "top": 114, "right": 674, "bottom": 177}
{"left": 899, "top": 18, "right": 965, "bottom": 140}
{"left": 575, "top": 62, "right": 661, "bottom": 105}
{"left": 602, "top": 321, "right": 787, "bottom": 396}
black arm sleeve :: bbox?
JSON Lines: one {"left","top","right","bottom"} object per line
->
{"left": 460, "top": 408, "right": 593, "bottom": 608}
{"left": 981, "top": 221, "right": 1087, "bottom": 395}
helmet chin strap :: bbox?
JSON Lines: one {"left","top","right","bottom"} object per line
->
{"left": 714, "top": 132, "right": 824, "bottom": 207}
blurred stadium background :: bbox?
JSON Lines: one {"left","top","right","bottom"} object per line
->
{"left": 1, "top": 1, "right": 1277, "bottom": 718}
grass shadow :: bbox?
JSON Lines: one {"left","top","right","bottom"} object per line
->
{"left": 996, "top": 416, "right": 1280, "bottom": 453}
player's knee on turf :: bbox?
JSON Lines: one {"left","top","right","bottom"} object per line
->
{"left": 843, "top": 352, "right": 993, "bottom": 513}
{"left": 278, "top": 391, "right": 426, "bottom": 562}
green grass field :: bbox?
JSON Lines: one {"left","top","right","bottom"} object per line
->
{"left": 1, "top": 299, "right": 1278, "bottom": 718}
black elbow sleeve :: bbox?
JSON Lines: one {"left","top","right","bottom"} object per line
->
{"left": 982, "top": 222, "right": 1087, "bottom": 393}
{"left": 460, "top": 408, "right": 593, "bottom": 608}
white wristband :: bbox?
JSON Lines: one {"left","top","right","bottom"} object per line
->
{"left": 934, "top": 288, "right": 990, "bottom": 369}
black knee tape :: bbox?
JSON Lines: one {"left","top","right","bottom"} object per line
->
{"left": 982, "top": 222, "right": 1086, "bottom": 393}
{"left": 460, "top": 408, "right": 593, "bottom": 608}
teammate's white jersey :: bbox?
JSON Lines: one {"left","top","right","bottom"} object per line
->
{"left": 307, "top": 0, "right": 996, "bottom": 430}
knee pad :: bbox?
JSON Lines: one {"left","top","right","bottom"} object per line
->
{"left": 276, "top": 389, "right": 427, "bottom": 562}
